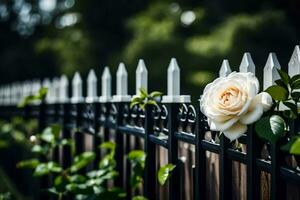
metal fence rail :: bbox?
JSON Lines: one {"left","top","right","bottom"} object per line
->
{"left": 0, "top": 46, "right": 300, "bottom": 200}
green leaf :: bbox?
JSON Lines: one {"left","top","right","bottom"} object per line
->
{"left": 40, "top": 127, "right": 55, "bottom": 143}
{"left": 145, "top": 100, "right": 158, "bottom": 107}
{"left": 149, "top": 91, "right": 163, "bottom": 98}
{"left": 130, "top": 101, "right": 141, "bottom": 109}
{"left": 132, "top": 196, "right": 148, "bottom": 200}
{"left": 100, "top": 141, "right": 116, "bottom": 152}
{"left": 70, "top": 152, "right": 96, "bottom": 173}
{"left": 281, "top": 136, "right": 300, "bottom": 155}
{"left": 275, "top": 79, "right": 288, "bottom": 90}
{"left": 17, "top": 159, "right": 40, "bottom": 169}
{"left": 277, "top": 69, "right": 290, "bottom": 85}
{"left": 291, "top": 79, "right": 300, "bottom": 90}
{"left": 283, "top": 101, "right": 298, "bottom": 116}
{"left": 99, "top": 155, "right": 116, "bottom": 169}
{"left": 255, "top": 115, "right": 286, "bottom": 143}
{"left": 265, "top": 85, "right": 288, "bottom": 101}
{"left": 33, "top": 162, "right": 62, "bottom": 177}
{"left": 17, "top": 95, "right": 35, "bottom": 108}
{"left": 139, "top": 88, "right": 148, "bottom": 98}
{"left": 158, "top": 163, "right": 176, "bottom": 186}
{"left": 69, "top": 174, "right": 87, "bottom": 183}
{"left": 128, "top": 150, "right": 146, "bottom": 166}
{"left": 290, "top": 74, "right": 300, "bottom": 84}
{"left": 54, "top": 175, "right": 69, "bottom": 192}
{"left": 283, "top": 110, "right": 297, "bottom": 119}
{"left": 291, "top": 92, "right": 300, "bottom": 101}
{"left": 51, "top": 124, "right": 61, "bottom": 139}
{"left": 37, "top": 87, "right": 48, "bottom": 99}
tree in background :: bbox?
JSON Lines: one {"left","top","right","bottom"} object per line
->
{"left": 0, "top": 0, "right": 299, "bottom": 97}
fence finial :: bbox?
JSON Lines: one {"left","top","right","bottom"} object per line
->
{"left": 288, "top": 45, "right": 300, "bottom": 77}
{"left": 162, "top": 58, "right": 190, "bottom": 103}
{"left": 86, "top": 69, "right": 98, "bottom": 103}
{"left": 71, "top": 72, "right": 84, "bottom": 103}
{"left": 100, "top": 67, "right": 112, "bottom": 102}
{"left": 239, "top": 53, "right": 255, "bottom": 74}
{"left": 59, "top": 75, "right": 69, "bottom": 103}
{"left": 113, "top": 63, "right": 131, "bottom": 102}
{"left": 219, "top": 59, "right": 232, "bottom": 77}
{"left": 263, "top": 53, "right": 281, "bottom": 90}
{"left": 136, "top": 59, "right": 148, "bottom": 94}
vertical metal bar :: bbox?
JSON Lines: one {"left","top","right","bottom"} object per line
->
{"left": 270, "top": 142, "right": 286, "bottom": 200}
{"left": 144, "top": 104, "right": 156, "bottom": 199}
{"left": 247, "top": 125, "right": 260, "bottom": 200}
{"left": 125, "top": 133, "right": 132, "bottom": 200}
{"left": 167, "top": 103, "right": 180, "bottom": 200}
{"left": 115, "top": 102, "right": 125, "bottom": 187}
{"left": 195, "top": 110, "right": 207, "bottom": 200}
{"left": 61, "top": 103, "right": 72, "bottom": 168}
{"left": 219, "top": 133, "right": 232, "bottom": 200}
{"left": 93, "top": 102, "right": 101, "bottom": 168}
{"left": 104, "top": 103, "right": 111, "bottom": 142}
{"left": 74, "top": 103, "right": 85, "bottom": 172}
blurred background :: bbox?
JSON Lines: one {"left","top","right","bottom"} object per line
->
{"left": 0, "top": 0, "right": 300, "bottom": 97}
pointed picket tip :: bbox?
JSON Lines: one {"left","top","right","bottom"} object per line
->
{"left": 71, "top": 71, "right": 84, "bottom": 103}
{"left": 288, "top": 45, "right": 300, "bottom": 77}
{"left": 59, "top": 75, "right": 69, "bottom": 103}
{"left": 136, "top": 59, "right": 148, "bottom": 94}
{"left": 263, "top": 52, "right": 281, "bottom": 90}
{"left": 264, "top": 53, "right": 281, "bottom": 70}
{"left": 42, "top": 78, "right": 51, "bottom": 88}
{"left": 168, "top": 57, "right": 180, "bottom": 72}
{"left": 102, "top": 66, "right": 111, "bottom": 80}
{"left": 117, "top": 62, "right": 128, "bottom": 76}
{"left": 87, "top": 69, "right": 97, "bottom": 82}
{"left": 136, "top": 59, "right": 148, "bottom": 73}
{"left": 60, "top": 75, "right": 69, "bottom": 86}
{"left": 72, "top": 72, "right": 82, "bottom": 85}
{"left": 239, "top": 52, "right": 255, "bottom": 74}
{"left": 86, "top": 69, "right": 98, "bottom": 103}
{"left": 100, "top": 66, "right": 112, "bottom": 102}
{"left": 219, "top": 59, "right": 232, "bottom": 77}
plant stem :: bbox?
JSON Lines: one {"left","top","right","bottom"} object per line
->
{"left": 58, "top": 193, "right": 63, "bottom": 200}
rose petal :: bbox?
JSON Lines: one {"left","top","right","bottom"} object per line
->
{"left": 256, "top": 92, "right": 273, "bottom": 111}
{"left": 239, "top": 92, "right": 272, "bottom": 125}
{"left": 239, "top": 103, "right": 263, "bottom": 125}
{"left": 223, "top": 122, "right": 247, "bottom": 141}
{"left": 208, "top": 117, "right": 239, "bottom": 132}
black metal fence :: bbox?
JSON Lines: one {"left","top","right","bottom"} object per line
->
{"left": 0, "top": 99, "right": 299, "bottom": 200}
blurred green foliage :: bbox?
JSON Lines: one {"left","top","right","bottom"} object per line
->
{"left": 0, "top": 0, "right": 299, "bottom": 99}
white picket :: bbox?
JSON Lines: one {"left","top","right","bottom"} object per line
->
{"left": 136, "top": 59, "right": 148, "bottom": 94}
{"left": 263, "top": 53, "right": 281, "bottom": 90}
{"left": 239, "top": 53, "right": 255, "bottom": 74}
{"left": 71, "top": 72, "right": 84, "bottom": 103}
{"left": 86, "top": 69, "right": 98, "bottom": 103}
{"left": 219, "top": 59, "right": 232, "bottom": 77}
{"left": 288, "top": 45, "right": 300, "bottom": 77}
{"left": 113, "top": 63, "right": 131, "bottom": 102}
{"left": 100, "top": 67, "right": 112, "bottom": 102}
{"left": 59, "top": 75, "right": 69, "bottom": 103}
{"left": 162, "top": 58, "right": 190, "bottom": 103}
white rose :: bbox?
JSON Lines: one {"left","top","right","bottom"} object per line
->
{"left": 200, "top": 72, "right": 273, "bottom": 141}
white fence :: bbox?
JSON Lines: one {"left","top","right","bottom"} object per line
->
{"left": 0, "top": 45, "right": 299, "bottom": 106}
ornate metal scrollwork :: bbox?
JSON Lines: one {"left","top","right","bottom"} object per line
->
{"left": 152, "top": 104, "right": 168, "bottom": 135}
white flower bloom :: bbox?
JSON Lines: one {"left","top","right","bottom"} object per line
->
{"left": 200, "top": 72, "right": 273, "bottom": 141}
